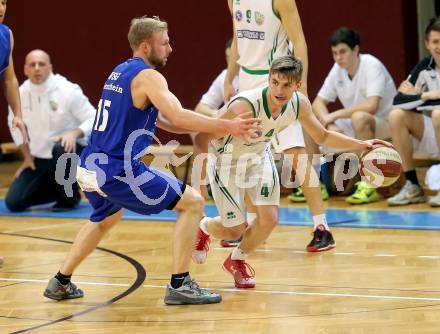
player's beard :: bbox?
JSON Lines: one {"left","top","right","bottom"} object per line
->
{"left": 149, "top": 49, "right": 167, "bottom": 69}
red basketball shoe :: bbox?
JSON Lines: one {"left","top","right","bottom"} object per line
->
{"left": 222, "top": 253, "right": 255, "bottom": 288}
{"left": 192, "top": 226, "right": 211, "bottom": 264}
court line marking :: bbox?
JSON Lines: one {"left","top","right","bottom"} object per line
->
{"left": 2, "top": 277, "right": 440, "bottom": 303}
{"left": 0, "top": 232, "right": 146, "bottom": 334}
{"left": 375, "top": 254, "right": 397, "bottom": 257}
{"left": 2, "top": 220, "right": 81, "bottom": 234}
{"left": 418, "top": 256, "right": 440, "bottom": 259}
{"left": 213, "top": 247, "right": 440, "bottom": 259}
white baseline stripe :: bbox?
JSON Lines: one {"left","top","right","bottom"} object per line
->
{"left": 375, "top": 254, "right": 397, "bottom": 257}
{"left": 142, "top": 284, "right": 440, "bottom": 302}
{"left": 3, "top": 277, "right": 440, "bottom": 302}
{"left": 0, "top": 278, "right": 129, "bottom": 287}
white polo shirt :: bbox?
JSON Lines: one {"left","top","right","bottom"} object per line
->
{"left": 200, "top": 69, "right": 239, "bottom": 109}
{"left": 318, "top": 54, "right": 396, "bottom": 118}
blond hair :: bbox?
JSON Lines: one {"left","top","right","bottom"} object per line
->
{"left": 127, "top": 16, "right": 168, "bottom": 51}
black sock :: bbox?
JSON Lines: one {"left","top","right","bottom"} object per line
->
{"left": 170, "top": 272, "right": 189, "bottom": 289}
{"left": 405, "top": 170, "right": 419, "bottom": 186}
{"left": 55, "top": 271, "right": 72, "bottom": 285}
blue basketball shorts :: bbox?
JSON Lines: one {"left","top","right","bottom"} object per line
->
{"left": 76, "top": 161, "right": 186, "bottom": 222}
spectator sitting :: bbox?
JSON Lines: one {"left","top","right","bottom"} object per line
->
{"left": 6, "top": 49, "right": 95, "bottom": 212}
{"left": 302, "top": 27, "right": 396, "bottom": 204}
{"left": 387, "top": 17, "right": 440, "bottom": 207}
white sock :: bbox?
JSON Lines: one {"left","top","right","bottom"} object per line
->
{"left": 246, "top": 212, "right": 257, "bottom": 226}
{"left": 231, "top": 247, "right": 247, "bottom": 260}
{"left": 312, "top": 214, "right": 330, "bottom": 231}
{"left": 199, "top": 216, "right": 210, "bottom": 235}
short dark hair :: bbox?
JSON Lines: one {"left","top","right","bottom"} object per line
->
{"left": 425, "top": 17, "right": 440, "bottom": 40}
{"left": 329, "top": 27, "right": 360, "bottom": 49}
{"left": 269, "top": 55, "right": 303, "bottom": 82}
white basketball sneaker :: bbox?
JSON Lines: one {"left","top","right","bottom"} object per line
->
{"left": 429, "top": 191, "right": 440, "bottom": 207}
{"left": 387, "top": 181, "right": 426, "bottom": 206}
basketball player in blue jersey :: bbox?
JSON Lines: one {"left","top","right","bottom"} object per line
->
{"left": 0, "top": 0, "right": 27, "bottom": 266}
{"left": 43, "top": 16, "right": 259, "bottom": 305}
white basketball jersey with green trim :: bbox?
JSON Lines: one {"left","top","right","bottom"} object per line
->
{"left": 233, "top": 0, "right": 290, "bottom": 71}
{"left": 211, "top": 87, "right": 300, "bottom": 160}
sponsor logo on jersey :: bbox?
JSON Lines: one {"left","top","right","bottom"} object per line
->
{"left": 255, "top": 11, "right": 265, "bottom": 25}
{"left": 246, "top": 9, "right": 252, "bottom": 23}
{"left": 103, "top": 83, "right": 124, "bottom": 94}
{"left": 108, "top": 72, "right": 121, "bottom": 81}
{"left": 235, "top": 10, "right": 243, "bottom": 22}
{"left": 237, "top": 29, "right": 265, "bottom": 40}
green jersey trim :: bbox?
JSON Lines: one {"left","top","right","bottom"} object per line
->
{"left": 262, "top": 86, "right": 288, "bottom": 119}
{"left": 271, "top": 0, "right": 281, "bottom": 20}
{"left": 217, "top": 135, "right": 233, "bottom": 154}
{"left": 228, "top": 96, "right": 257, "bottom": 118}
{"left": 213, "top": 168, "right": 241, "bottom": 211}
{"left": 295, "top": 91, "right": 300, "bottom": 120}
{"left": 262, "top": 87, "right": 271, "bottom": 119}
{"left": 241, "top": 66, "right": 270, "bottom": 75}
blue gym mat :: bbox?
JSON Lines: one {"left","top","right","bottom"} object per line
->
{"left": 1, "top": 200, "right": 439, "bottom": 230}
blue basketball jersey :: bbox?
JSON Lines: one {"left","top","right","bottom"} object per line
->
{"left": 83, "top": 57, "right": 158, "bottom": 173}
{"left": 0, "top": 24, "right": 11, "bottom": 77}
{"left": 78, "top": 57, "right": 185, "bottom": 220}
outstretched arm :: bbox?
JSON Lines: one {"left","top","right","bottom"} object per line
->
{"left": 277, "top": 0, "right": 308, "bottom": 96}
{"left": 135, "top": 69, "right": 257, "bottom": 142}
{"left": 298, "top": 93, "right": 389, "bottom": 151}
{"left": 156, "top": 113, "right": 195, "bottom": 134}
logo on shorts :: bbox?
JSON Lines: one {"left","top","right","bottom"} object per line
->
{"left": 227, "top": 211, "right": 236, "bottom": 219}
{"left": 235, "top": 10, "right": 243, "bottom": 22}
{"left": 255, "top": 11, "right": 265, "bottom": 25}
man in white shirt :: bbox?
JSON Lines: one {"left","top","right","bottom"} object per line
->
{"left": 6, "top": 49, "right": 95, "bottom": 212}
{"left": 310, "top": 27, "right": 396, "bottom": 204}
{"left": 194, "top": 39, "right": 239, "bottom": 117}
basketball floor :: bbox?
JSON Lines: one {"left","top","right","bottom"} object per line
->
{"left": 1, "top": 162, "right": 440, "bottom": 333}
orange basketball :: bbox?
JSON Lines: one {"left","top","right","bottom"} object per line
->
{"left": 360, "top": 144, "right": 402, "bottom": 187}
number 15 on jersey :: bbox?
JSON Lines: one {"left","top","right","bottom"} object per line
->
{"left": 94, "top": 99, "right": 111, "bottom": 132}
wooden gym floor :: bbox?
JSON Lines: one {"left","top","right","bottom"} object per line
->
{"left": 1, "top": 161, "right": 440, "bottom": 333}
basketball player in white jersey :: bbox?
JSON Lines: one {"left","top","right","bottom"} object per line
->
{"left": 224, "top": 0, "right": 331, "bottom": 252}
{"left": 194, "top": 56, "right": 390, "bottom": 288}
